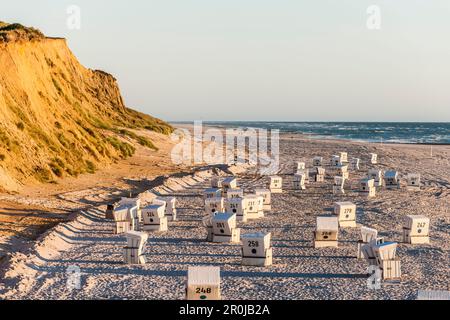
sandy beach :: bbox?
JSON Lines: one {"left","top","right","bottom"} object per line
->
{"left": 0, "top": 126, "right": 448, "bottom": 300}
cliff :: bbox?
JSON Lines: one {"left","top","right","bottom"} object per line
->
{"left": 0, "top": 22, "right": 173, "bottom": 191}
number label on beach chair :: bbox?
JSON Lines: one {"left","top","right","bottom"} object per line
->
{"left": 226, "top": 188, "right": 243, "bottom": 199}
{"left": 407, "top": 173, "right": 421, "bottom": 191}
{"left": 269, "top": 176, "right": 282, "bottom": 189}
{"left": 187, "top": 266, "right": 221, "bottom": 300}
{"left": 315, "top": 216, "right": 339, "bottom": 245}
{"left": 204, "top": 188, "right": 222, "bottom": 199}
{"left": 331, "top": 155, "right": 341, "bottom": 167}
{"left": 205, "top": 197, "right": 224, "bottom": 215}
{"left": 142, "top": 205, "right": 165, "bottom": 219}
{"left": 313, "top": 156, "right": 323, "bottom": 167}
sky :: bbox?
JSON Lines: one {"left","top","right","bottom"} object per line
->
{"left": 2, "top": 0, "right": 450, "bottom": 122}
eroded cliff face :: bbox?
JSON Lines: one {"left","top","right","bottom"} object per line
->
{"left": 0, "top": 23, "right": 172, "bottom": 191}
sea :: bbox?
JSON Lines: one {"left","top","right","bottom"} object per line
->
{"left": 200, "top": 122, "right": 450, "bottom": 145}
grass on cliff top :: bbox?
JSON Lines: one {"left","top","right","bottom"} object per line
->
{"left": 0, "top": 22, "right": 43, "bottom": 34}
{"left": 0, "top": 22, "right": 45, "bottom": 42}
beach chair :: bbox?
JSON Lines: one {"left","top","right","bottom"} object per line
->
{"left": 120, "top": 197, "right": 142, "bottom": 222}
{"left": 334, "top": 202, "right": 357, "bottom": 227}
{"left": 211, "top": 176, "right": 223, "bottom": 188}
{"left": 268, "top": 176, "right": 283, "bottom": 193}
{"left": 339, "top": 152, "right": 348, "bottom": 163}
{"left": 416, "top": 290, "right": 450, "bottom": 300}
{"left": 330, "top": 155, "right": 341, "bottom": 167}
{"left": 120, "top": 197, "right": 141, "bottom": 209}
{"left": 296, "top": 168, "right": 310, "bottom": 183}
{"left": 244, "top": 194, "right": 264, "bottom": 220}
{"left": 222, "top": 177, "right": 238, "bottom": 196}
{"left": 294, "top": 161, "right": 306, "bottom": 174}
{"left": 112, "top": 205, "right": 133, "bottom": 234}
{"left": 254, "top": 189, "right": 272, "bottom": 211}
{"left": 357, "top": 226, "right": 378, "bottom": 259}
{"left": 368, "top": 169, "right": 384, "bottom": 187}
{"left": 314, "top": 216, "right": 339, "bottom": 248}
{"left": 370, "top": 153, "right": 378, "bottom": 164}
{"left": 313, "top": 156, "right": 323, "bottom": 167}
{"left": 403, "top": 215, "right": 430, "bottom": 244}
{"left": 205, "top": 197, "right": 225, "bottom": 215}
{"left": 360, "top": 178, "right": 376, "bottom": 197}
{"left": 384, "top": 170, "right": 400, "bottom": 189}
{"left": 337, "top": 164, "right": 349, "bottom": 180}
{"left": 241, "top": 232, "right": 273, "bottom": 266}
{"left": 268, "top": 175, "right": 283, "bottom": 192}
{"left": 123, "top": 231, "right": 148, "bottom": 265}
{"left": 293, "top": 173, "right": 306, "bottom": 190}
{"left": 361, "top": 237, "right": 384, "bottom": 263}
{"left": 157, "top": 196, "right": 177, "bottom": 221}
{"left": 313, "top": 167, "right": 325, "bottom": 182}
{"left": 407, "top": 173, "right": 421, "bottom": 191}
{"left": 371, "top": 241, "right": 401, "bottom": 280}
{"left": 333, "top": 176, "right": 345, "bottom": 195}
{"left": 211, "top": 213, "right": 240, "bottom": 243}
{"left": 186, "top": 266, "right": 221, "bottom": 300}
{"left": 225, "top": 197, "right": 248, "bottom": 222}
{"left": 204, "top": 188, "right": 222, "bottom": 200}
{"left": 141, "top": 204, "right": 168, "bottom": 232}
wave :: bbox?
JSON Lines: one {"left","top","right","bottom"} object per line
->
{"left": 204, "top": 121, "right": 450, "bottom": 145}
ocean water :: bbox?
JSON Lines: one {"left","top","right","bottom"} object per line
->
{"left": 202, "top": 122, "right": 450, "bottom": 145}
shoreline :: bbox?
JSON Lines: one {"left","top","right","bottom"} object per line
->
{"left": 171, "top": 122, "right": 450, "bottom": 146}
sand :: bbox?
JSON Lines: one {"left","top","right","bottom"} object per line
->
{"left": 0, "top": 129, "right": 448, "bottom": 300}
{"left": 0, "top": 130, "right": 183, "bottom": 270}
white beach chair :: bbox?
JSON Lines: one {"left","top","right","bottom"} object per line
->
{"left": 241, "top": 232, "right": 273, "bottom": 266}
{"left": 211, "top": 213, "right": 240, "bottom": 243}
{"left": 314, "top": 216, "right": 339, "bottom": 248}
{"left": 186, "top": 266, "right": 221, "bottom": 300}
{"left": 334, "top": 202, "right": 356, "bottom": 227}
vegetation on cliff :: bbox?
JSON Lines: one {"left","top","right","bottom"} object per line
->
{"left": 0, "top": 22, "right": 173, "bottom": 189}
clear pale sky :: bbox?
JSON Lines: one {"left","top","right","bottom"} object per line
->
{"left": 2, "top": 0, "right": 450, "bottom": 122}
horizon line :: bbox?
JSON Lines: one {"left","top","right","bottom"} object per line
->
{"left": 169, "top": 120, "right": 450, "bottom": 124}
